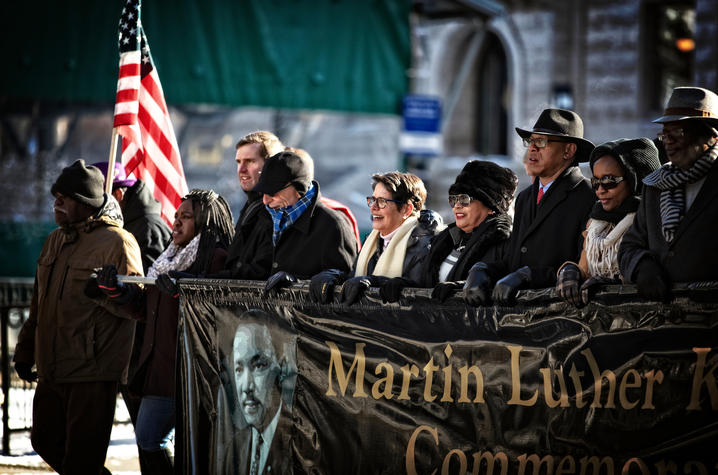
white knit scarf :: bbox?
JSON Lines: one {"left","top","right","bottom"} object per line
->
{"left": 147, "top": 233, "right": 202, "bottom": 278}
{"left": 585, "top": 214, "right": 635, "bottom": 279}
{"left": 354, "top": 216, "right": 417, "bottom": 277}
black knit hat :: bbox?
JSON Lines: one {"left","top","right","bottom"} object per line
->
{"left": 589, "top": 138, "right": 661, "bottom": 194}
{"left": 449, "top": 160, "right": 518, "bottom": 214}
{"left": 252, "top": 151, "right": 312, "bottom": 195}
{"left": 50, "top": 159, "right": 105, "bottom": 208}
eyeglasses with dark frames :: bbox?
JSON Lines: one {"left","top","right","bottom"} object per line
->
{"left": 448, "top": 194, "right": 475, "bottom": 208}
{"left": 366, "top": 196, "right": 403, "bottom": 209}
{"left": 591, "top": 175, "right": 625, "bottom": 191}
{"left": 522, "top": 137, "right": 566, "bottom": 148}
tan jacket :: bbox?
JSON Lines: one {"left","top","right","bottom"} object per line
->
{"left": 14, "top": 214, "right": 144, "bottom": 384}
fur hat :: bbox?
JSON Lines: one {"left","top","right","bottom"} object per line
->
{"left": 50, "top": 159, "right": 105, "bottom": 208}
{"left": 252, "top": 151, "right": 313, "bottom": 195}
{"left": 449, "top": 160, "right": 518, "bottom": 214}
{"left": 91, "top": 161, "right": 137, "bottom": 188}
{"left": 515, "top": 108, "right": 595, "bottom": 162}
{"left": 589, "top": 138, "right": 661, "bottom": 194}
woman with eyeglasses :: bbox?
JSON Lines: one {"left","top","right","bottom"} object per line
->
{"left": 556, "top": 138, "right": 661, "bottom": 307}
{"left": 377, "top": 160, "right": 518, "bottom": 303}
{"left": 309, "top": 172, "right": 443, "bottom": 304}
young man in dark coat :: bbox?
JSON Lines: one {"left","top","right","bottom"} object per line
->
{"left": 464, "top": 108, "right": 596, "bottom": 305}
{"left": 619, "top": 86, "right": 718, "bottom": 301}
{"left": 255, "top": 151, "right": 358, "bottom": 291}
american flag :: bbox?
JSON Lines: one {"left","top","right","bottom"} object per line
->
{"left": 113, "top": 0, "right": 188, "bottom": 226}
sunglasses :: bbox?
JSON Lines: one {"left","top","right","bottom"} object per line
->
{"left": 448, "top": 194, "right": 474, "bottom": 208}
{"left": 522, "top": 137, "right": 566, "bottom": 148}
{"left": 656, "top": 129, "right": 684, "bottom": 142}
{"left": 591, "top": 175, "right": 625, "bottom": 191}
{"left": 366, "top": 196, "right": 402, "bottom": 209}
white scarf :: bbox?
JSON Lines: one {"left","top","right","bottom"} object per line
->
{"left": 585, "top": 215, "right": 635, "bottom": 279}
{"left": 354, "top": 217, "right": 417, "bottom": 277}
{"left": 147, "top": 233, "right": 202, "bottom": 278}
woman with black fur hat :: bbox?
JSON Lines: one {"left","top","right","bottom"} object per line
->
{"left": 556, "top": 138, "right": 661, "bottom": 307}
{"left": 378, "top": 160, "right": 518, "bottom": 303}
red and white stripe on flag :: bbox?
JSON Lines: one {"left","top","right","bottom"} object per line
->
{"left": 113, "top": 50, "right": 188, "bottom": 226}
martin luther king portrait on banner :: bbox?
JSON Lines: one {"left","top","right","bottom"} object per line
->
{"left": 216, "top": 309, "right": 297, "bottom": 475}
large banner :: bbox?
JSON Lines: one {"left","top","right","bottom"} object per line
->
{"left": 176, "top": 280, "right": 718, "bottom": 474}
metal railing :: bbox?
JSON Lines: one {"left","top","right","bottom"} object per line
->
{"left": 0, "top": 277, "right": 34, "bottom": 456}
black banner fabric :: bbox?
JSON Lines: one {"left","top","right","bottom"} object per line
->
{"left": 176, "top": 281, "right": 718, "bottom": 474}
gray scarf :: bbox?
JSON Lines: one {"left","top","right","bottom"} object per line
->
{"left": 642, "top": 144, "right": 718, "bottom": 242}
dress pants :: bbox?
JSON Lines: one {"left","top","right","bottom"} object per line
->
{"left": 31, "top": 380, "right": 118, "bottom": 475}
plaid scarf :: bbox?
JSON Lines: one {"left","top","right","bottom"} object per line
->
{"left": 642, "top": 143, "right": 718, "bottom": 243}
{"left": 266, "top": 184, "right": 316, "bottom": 245}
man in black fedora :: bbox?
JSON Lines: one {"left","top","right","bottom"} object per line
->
{"left": 464, "top": 108, "right": 596, "bottom": 305}
{"left": 253, "top": 151, "right": 357, "bottom": 292}
{"left": 619, "top": 86, "right": 718, "bottom": 301}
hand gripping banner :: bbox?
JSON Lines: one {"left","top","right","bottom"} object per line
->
{"left": 175, "top": 280, "right": 718, "bottom": 474}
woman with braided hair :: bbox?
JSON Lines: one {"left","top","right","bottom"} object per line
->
{"left": 94, "top": 189, "right": 234, "bottom": 474}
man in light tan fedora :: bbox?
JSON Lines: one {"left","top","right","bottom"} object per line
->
{"left": 619, "top": 86, "right": 718, "bottom": 301}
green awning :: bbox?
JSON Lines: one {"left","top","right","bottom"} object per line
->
{"left": 2, "top": 0, "right": 411, "bottom": 114}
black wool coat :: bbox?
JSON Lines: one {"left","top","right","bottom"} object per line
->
{"left": 272, "top": 184, "right": 358, "bottom": 279}
{"left": 122, "top": 179, "right": 172, "bottom": 272}
{"left": 488, "top": 166, "right": 595, "bottom": 288}
{"left": 417, "top": 213, "right": 512, "bottom": 287}
{"left": 619, "top": 160, "right": 718, "bottom": 284}
{"left": 220, "top": 192, "right": 274, "bottom": 280}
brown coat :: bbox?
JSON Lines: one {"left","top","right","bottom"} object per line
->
{"left": 14, "top": 215, "right": 144, "bottom": 384}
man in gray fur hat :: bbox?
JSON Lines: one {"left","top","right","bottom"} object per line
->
{"left": 13, "top": 160, "right": 144, "bottom": 474}
{"left": 619, "top": 86, "right": 718, "bottom": 301}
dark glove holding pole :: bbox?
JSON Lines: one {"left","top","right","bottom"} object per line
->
{"left": 579, "top": 275, "right": 620, "bottom": 305}
{"left": 340, "top": 276, "right": 372, "bottom": 305}
{"left": 556, "top": 263, "right": 583, "bottom": 307}
{"left": 15, "top": 362, "right": 37, "bottom": 383}
{"left": 264, "top": 271, "right": 298, "bottom": 295}
{"left": 633, "top": 257, "right": 671, "bottom": 302}
{"left": 431, "top": 281, "right": 462, "bottom": 303}
{"left": 156, "top": 274, "right": 180, "bottom": 298}
{"left": 309, "top": 269, "right": 346, "bottom": 304}
{"left": 463, "top": 262, "right": 493, "bottom": 307}
{"left": 379, "top": 277, "right": 414, "bottom": 303}
{"left": 492, "top": 266, "right": 532, "bottom": 305}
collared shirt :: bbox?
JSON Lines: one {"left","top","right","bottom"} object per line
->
{"left": 250, "top": 401, "right": 282, "bottom": 475}
{"left": 266, "top": 184, "right": 317, "bottom": 245}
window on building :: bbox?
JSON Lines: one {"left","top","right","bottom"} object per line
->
{"left": 641, "top": 0, "right": 696, "bottom": 115}
{"left": 475, "top": 32, "right": 508, "bottom": 156}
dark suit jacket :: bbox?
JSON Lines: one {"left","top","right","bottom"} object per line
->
{"left": 221, "top": 405, "right": 294, "bottom": 475}
{"left": 489, "top": 166, "right": 595, "bottom": 288}
{"left": 619, "top": 161, "right": 718, "bottom": 283}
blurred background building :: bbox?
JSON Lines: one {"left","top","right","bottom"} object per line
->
{"left": 1, "top": 0, "right": 716, "bottom": 276}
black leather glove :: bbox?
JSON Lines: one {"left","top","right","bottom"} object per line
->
{"left": 431, "top": 281, "right": 462, "bottom": 302}
{"left": 264, "top": 271, "right": 298, "bottom": 295}
{"left": 379, "top": 277, "right": 414, "bottom": 303}
{"left": 492, "top": 266, "right": 532, "bottom": 305}
{"left": 309, "top": 269, "right": 346, "bottom": 304}
{"left": 556, "top": 263, "right": 583, "bottom": 307}
{"left": 634, "top": 257, "right": 671, "bottom": 302}
{"left": 168, "top": 270, "right": 197, "bottom": 280}
{"left": 580, "top": 275, "right": 620, "bottom": 305}
{"left": 340, "top": 276, "right": 372, "bottom": 305}
{"left": 463, "top": 262, "right": 493, "bottom": 307}
{"left": 156, "top": 274, "right": 180, "bottom": 298}
{"left": 95, "top": 264, "right": 136, "bottom": 304}
{"left": 15, "top": 362, "right": 37, "bottom": 383}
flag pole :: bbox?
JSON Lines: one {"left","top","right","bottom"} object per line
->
{"left": 105, "top": 128, "right": 120, "bottom": 194}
